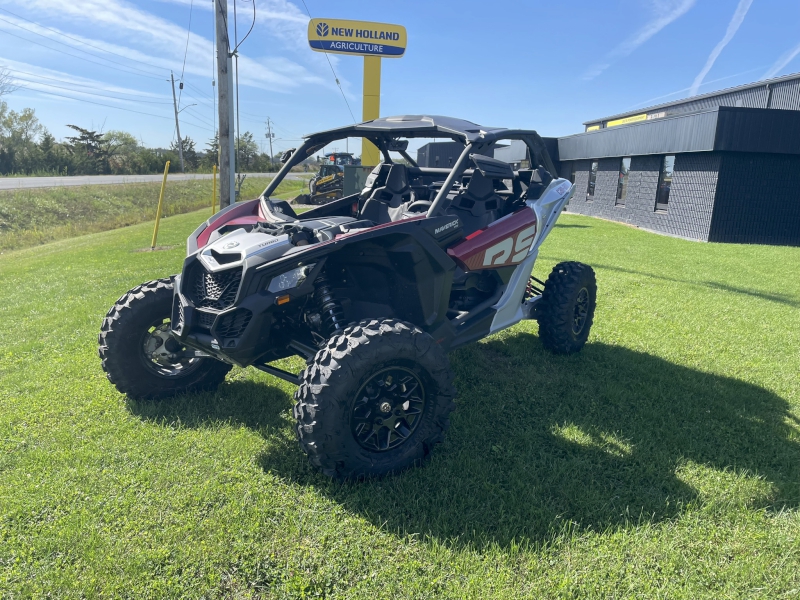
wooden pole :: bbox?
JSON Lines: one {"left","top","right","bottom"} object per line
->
{"left": 215, "top": 0, "right": 234, "bottom": 208}
{"left": 150, "top": 161, "right": 170, "bottom": 250}
{"left": 170, "top": 72, "right": 185, "bottom": 173}
{"left": 211, "top": 164, "right": 217, "bottom": 214}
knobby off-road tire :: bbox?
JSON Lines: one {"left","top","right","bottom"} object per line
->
{"left": 293, "top": 319, "right": 457, "bottom": 480}
{"left": 536, "top": 261, "right": 597, "bottom": 355}
{"left": 98, "top": 278, "right": 232, "bottom": 400}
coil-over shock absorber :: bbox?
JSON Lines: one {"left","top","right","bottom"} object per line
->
{"left": 313, "top": 274, "right": 346, "bottom": 333}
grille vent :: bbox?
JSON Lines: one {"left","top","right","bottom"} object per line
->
{"left": 192, "top": 266, "right": 242, "bottom": 310}
{"left": 216, "top": 309, "right": 252, "bottom": 338}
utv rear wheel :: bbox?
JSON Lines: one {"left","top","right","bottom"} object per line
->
{"left": 293, "top": 319, "right": 456, "bottom": 480}
{"left": 98, "top": 278, "right": 232, "bottom": 400}
{"left": 536, "top": 262, "right": 597, "bottom": 354}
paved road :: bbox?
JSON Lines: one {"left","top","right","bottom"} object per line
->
{"left": 0, "top": 172, "right": 307, "bottom": 191}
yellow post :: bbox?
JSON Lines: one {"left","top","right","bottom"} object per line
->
{"left": 362, "top": 55, "right": 381, "bottom": 167}
{"left": 150, "top": 160, "right": 170, "bottom": 250}
{"left": 211, "top": 164, "right": 217, "bottom": 214}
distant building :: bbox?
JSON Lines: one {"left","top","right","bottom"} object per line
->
{"left": 416, "top": 141, "right": 515, "bottom": 168}
{"left": 556, "top": 72, "right": 800, "bottom": 245}
{"left": 416, "top": 142, "right": 463, "bottom": 168}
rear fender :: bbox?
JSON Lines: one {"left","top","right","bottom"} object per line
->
{"left": 529, "top": 179, "right": 574, "bottom": 252}
{"left": 488, "top": 179, "right": 574, "bottom": 334}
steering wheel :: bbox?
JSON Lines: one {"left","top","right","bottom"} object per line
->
{"left": 405, "top": 200, "right": 432, "bottom": 213}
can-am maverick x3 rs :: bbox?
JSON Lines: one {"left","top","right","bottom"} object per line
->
{"left": 99, "top": 115, "right": 596, "bottom": 480}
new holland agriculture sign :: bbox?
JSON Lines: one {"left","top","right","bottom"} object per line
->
{"left": 307, "top": 18, "right": 407, "bottom": 57}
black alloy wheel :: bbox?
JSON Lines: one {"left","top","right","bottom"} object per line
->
{"left": 293, "top": 319, "right": 457, "bottom": 480}
{"left": 99, "top": 278, "right": 232, "bottom": 399}
{"left": 572, "top": 287, "right": 590, "bottom": 335}
{"left": 140, "top": 317, "right": 203, "bottom": 378}
{"left": 535, "top": 261, "right": 597, "bottom": 355}
{"left": 350, "top": 367, "right": 426, "bottom": 452}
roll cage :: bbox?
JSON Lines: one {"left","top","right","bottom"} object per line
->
{"left": 261, "top": 115, "right": 557, "bottom": 219}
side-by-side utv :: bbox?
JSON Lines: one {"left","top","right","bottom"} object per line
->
{"left": 99, "top": 115, "right": 596, "bottom": 480}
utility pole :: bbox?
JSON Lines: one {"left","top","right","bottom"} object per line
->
{"left": 214, "top": 0, "right": 235, "bottom": 207}
{"left": 266, "top": 117, "right": 274, "bottom": 171}
{"left": 170, "top": 72, "right": 185, "bottom": 173}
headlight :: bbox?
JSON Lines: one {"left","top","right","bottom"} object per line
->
{"left": 267, "top": 264, "right": 315, "bottom": 293}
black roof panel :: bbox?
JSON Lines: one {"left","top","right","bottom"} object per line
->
{"left": 306, "top": 115, "right": 509, "bottom": 142}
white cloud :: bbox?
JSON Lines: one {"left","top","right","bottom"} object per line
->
{"left": 763, "top": 41, "right": 800, "bottom": 79}
{"left": 584, "top": 0, "right": 696, "bottom": 80}
{"left": 0, "top": 0, "right": 330, "bottom": 92}
{"left": 1, "top": 58, "right": 171, "bottom": 101}
{"left": 689, "top": 0, "right": 754, "bottom": 97}
{"left": 624, "top": 66, "right": 767, "bottom": 110}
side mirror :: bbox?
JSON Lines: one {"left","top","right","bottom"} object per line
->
{"left": 387, "top": 139, "right": 409, "bottom": 153}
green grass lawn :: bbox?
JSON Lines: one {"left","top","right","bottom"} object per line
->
{"left": 0, "top": 211, "right": 798, "bottom": 598}
{"left": 0, "top": 177, "right": 306, "bottom": 253}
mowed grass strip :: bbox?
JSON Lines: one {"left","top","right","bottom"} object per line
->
{"left": 0, "top": 211, "right": 798, "bottom": 598}
{"left": 0, "top": 176, "right": 306, "bottom": 252}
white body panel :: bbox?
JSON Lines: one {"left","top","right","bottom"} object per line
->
{"left": 198, "top": 228, "right": 292, "bottom": 272}
{"left": 488, "top": 179, "right": 575, "bottom": 333}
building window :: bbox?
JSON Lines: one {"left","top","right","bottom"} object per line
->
{"left": 586, "top": 160, "right": 598, "bottom": 201}
{"left": 616, "top": 157, "right": 631, "bottom": 206}
{"left": 655, "top": 155, "right": 675, "bottom": 212}
{"left": 570, "top": 163, "right": 576, "bottom": 183}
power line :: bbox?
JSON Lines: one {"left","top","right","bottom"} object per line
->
{"left": 184, "top": 106, "right": 216, "bottom": 127}
{"left": 298, "top": 0, "right": 356, "bottom": 123}
{"left": 5, "top": 68, "right": 171, "bottom": 100}
{"left": 232, "top": 0, "right": 256, "bottom": 53}
{"left": 0, "top": 28, "right": 164, "bottom": 81}
{"left": 178, "top": 0, "right": 194, "bottom": 108}
{"left": 185, "top": 81, "right": 214, "bottom": 100}
{"left": 12, "top": 76, "right": 173, "bottom": 104}
{"left": 0, "top": 6, "right": 168, "bottom": 73}
{"left": 0, "top": 15, "right": 165, "bottom": 78}
{"left": 182, "top": 90, "right": 213, "bottom": 107}
{"left": 16, "top": 85, "right": 215, "bottom": 132}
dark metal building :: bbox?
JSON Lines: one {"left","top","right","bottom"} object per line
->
{"left": 556, "top": 73, "right": 800, "bottom": 245}
{"left": 416, "top": 142, "right": 464, "bottom": 168}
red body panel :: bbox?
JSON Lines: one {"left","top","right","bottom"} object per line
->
{"left": 447, "top": 208, "right": 537, "bottom": 271}
{"left": 196, "top": 199, "right": 262, "bottom": 249}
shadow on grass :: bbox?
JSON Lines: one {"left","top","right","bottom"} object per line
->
{"left": 257, "top": 334, "right": 800, "bottom": 547}
{"left": 127, "top": 379, "right": 292, "bottom": 433}
{"left": 558, "top": 260, "right": 800, "bottom": 308}
{"left": 128, "top": 334, "right": 800, "bottom": 549}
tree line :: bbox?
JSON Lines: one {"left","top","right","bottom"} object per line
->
{"left": 0, "top": 101, "right": 283, "bottom": 176}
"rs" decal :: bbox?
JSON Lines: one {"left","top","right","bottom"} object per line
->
{"left": 511, "top": 225, "right": 537, "bottom": 262}
{"left": 483, "top": 238, "right": 513, "bottom": 266}
{"left": 482, "top": 225, "right": 538, "bottom": 267}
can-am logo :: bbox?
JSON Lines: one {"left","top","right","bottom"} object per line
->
{"left": 222, "top": 241, "right": 240, "bottom": 249}
{"left": 316, "top": 22, "right": 329, "bottom": 37}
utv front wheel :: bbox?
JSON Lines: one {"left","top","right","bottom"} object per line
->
{"left": 293, "top": 319, "right": 456, "bottom": 480}
{"left": 98, "top": 278, "right": 232, "bottom": 400}
{"left": 536, "top": 262, "right": 597, "bottom": 354}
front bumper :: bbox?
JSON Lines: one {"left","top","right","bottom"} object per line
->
{"left": 170, "top": 255, "right": 321, "bottom": 367}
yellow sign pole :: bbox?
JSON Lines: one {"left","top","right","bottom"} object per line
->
{"left": 211, "top": 164, "right": 218, "bottom": 214}
{"left": 362, "top": 55, "right": 381, "bottom": 167}
{"left": 150, "top": 160, "right": 170, "bottom": 250}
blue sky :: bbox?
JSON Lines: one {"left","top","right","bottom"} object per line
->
{"left": 1, "top": 0, "right": 799, "bottom": 155}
